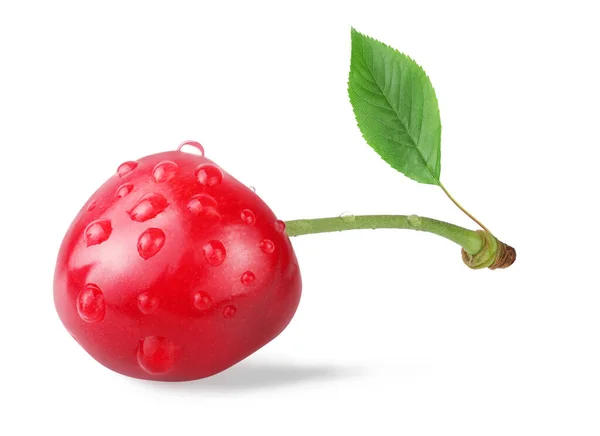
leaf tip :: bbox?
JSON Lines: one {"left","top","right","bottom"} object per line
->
{"left": 350, "top": 27, "right": 364, "bottom": 43}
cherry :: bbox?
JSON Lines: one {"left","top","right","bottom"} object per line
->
{"left": 54, "top": 142, "right": 301, "bottom": 381}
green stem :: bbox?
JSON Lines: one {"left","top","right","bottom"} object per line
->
{"left": 285, "top": 215, "right": 484, "bottom": 255}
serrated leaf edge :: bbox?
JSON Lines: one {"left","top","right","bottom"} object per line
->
{"left": 349, "top": 27, "right": 442, "bottom": 184}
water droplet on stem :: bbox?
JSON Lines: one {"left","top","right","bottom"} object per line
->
{"left": 339, "top": 211, "right": 355, "bottom": 222}
{"left": 407, "top": 215, "right": 422, "bottom": 228}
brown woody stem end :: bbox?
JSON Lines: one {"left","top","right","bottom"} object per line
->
{"left": 461, "top": 230, "right": 516, "bottom": 270}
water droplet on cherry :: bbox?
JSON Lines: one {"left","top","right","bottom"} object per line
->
{"left": 259, "top": 239, "right": 275, "bottom": 254}
{"left": 241, "top": 271, "right": 255, "bottom": 285}
{"left": 249, "top": 186, "right": 256, "bottom": 193}
{"left": 223, "top": 305, "right": 237, "bottom": 319}
{"left": 187, "top": 194, "right": 218, "bottom": 216}
{"left": 76, "top": 284, "right": 105, "bottom": 323}
{"left": 117, "top": 161, "right": 138, "bottom": 177}
{"left": 195, "top": 164, "right": 223, "bottom": 187}
{"left": 152, "top": 161, "right": 179, "bottom": 183}
{"left": 240, "top": 209, "right": 256, "bottom": 225}
{"left": 116, "top": 183, "right": 134, "bottom": 198}
{"left": 87, "top": 200, "right": 97, "bottom": 212}
{"left": 177, "top": 140, "right": 205, "bottom": 156}
{"left": 274, "top": 220, "right": 286, "bottom": 233}
{"left": 137, "top": 336, "right": 177, "bottom": 374}
{"left": 137, "top": 228, "right": 166, "bottom": 259}
{"left": 84, "top": 219, "right": 112, "bottom": 246}
{"left": 128, "top": 193, "right": 168, "bottom": 222}
{"left": 203, "top": 240, "right": 226, "bottom": 266}
{"left": 137, "top": 293, "right": 159, "bottom": 314}
{"left": 192, "top": 291, "right": 213, "bottom": 311}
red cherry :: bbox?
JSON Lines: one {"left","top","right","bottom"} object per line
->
{"left": 54, "top": 147, "right": 301, "bottom": 381}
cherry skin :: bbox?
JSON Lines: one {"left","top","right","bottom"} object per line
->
{"left": 54, "top": 145, "right": 302, "bottom": 381}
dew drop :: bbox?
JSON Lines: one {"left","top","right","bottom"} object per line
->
{"left": 203, "top": 240, "right": 226, "bottom": 266}
{"left": 274, "top": 220, "right": 286, "bottom": 233}
{"left": 241, "top": 271, "right": 256, "bottom": 285}
{"left": 223, "top": 305, "right": 237, "bottom": 319}
{"left": 116, "top": 183, "right": 134, "bottom": 198}
{"left": 76, "top": 284, "right": 105, "bottom": 323}
{"left": 152, "top": 161, "right": 179, "bottom": 183}
{"left": 192, "top": 291, "right": 213, "bottom": 311}
{"left": 128, "top": 193, "right": 168, "bottom": 222}
{"left": 407, "top": 214, "right": 422, "bottom": 228}
{"left": 137, "top": 293, "right": 159, "bottom": 314}
{"left": 240, "top": 209, "right": 256, "bottom": 225}
{"left": 137, "top": 228, "right": 166, "bottom": 259}
{"left": 187, "top": 194, "right": 218, "bottom": 216}
{"left": 177, "top": 140, "right": 205, "bottom": 156}
{"left": 339, "top": 211, "right": 356, "bottom": 222}
{"left": 195, "top": 164, "right": 223, "bottom": 187}
{"left": 259, "top": 239, "right": 275, "bottom": 254}
{"left": 117, "top": 161, "right": 138, "bottom": 177}
{"left": 137, "top": 336, "right": 177, "bottom": 374}
{"left": 249, "top": 186, "right": 256, "bottom": 193}
{"left": 84, "top": 219, "right": 112, "bottom": 246}
{"left": 87, "top": 200, "right": 97, "bottom": 212}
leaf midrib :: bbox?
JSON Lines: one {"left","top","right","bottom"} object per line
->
{"left": 356, "top": 45, "right": 437, "bottom": 180}
{"left": 352, "top": 105, "right": 433, "bottom": 182}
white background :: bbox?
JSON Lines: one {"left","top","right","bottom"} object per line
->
{"left": 1, "top": 1, "right": 599, "bottom": 434}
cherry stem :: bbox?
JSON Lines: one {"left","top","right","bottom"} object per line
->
{"left": 285, "top": 215, "right": 484, "bottom": 255}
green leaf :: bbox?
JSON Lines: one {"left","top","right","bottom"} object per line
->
{"left": 348, "top": 28, "right": 442, "bottom": 185}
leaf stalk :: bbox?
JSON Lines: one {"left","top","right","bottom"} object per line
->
{"left": 439, "top": 183, "right": 490, "bottom": 233}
